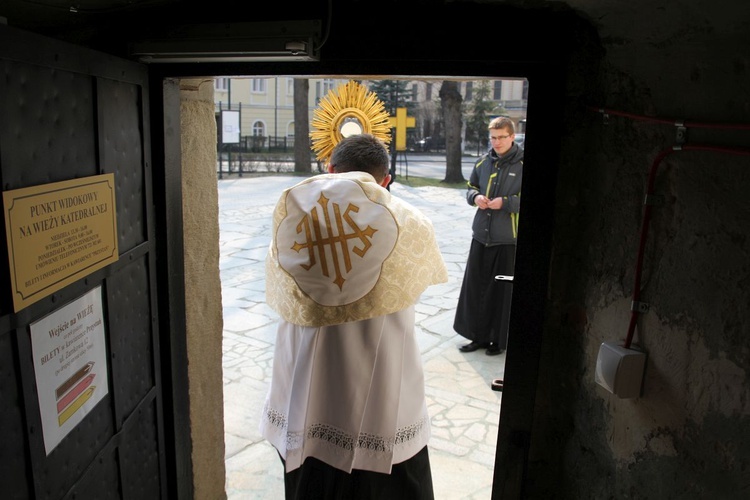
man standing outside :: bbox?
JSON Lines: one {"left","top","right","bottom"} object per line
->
{"left": 260, "top": 133, "right": 447, "bottom": 499}
{"left": 454, "top": 116, "right": 523, "bottom": 356}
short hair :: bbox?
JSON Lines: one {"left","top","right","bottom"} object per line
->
{"left": 329, "top": 134, "right": 390, "bottom": 182}
{"left": 488, "top": 116, "right": 516, "bottom": 134}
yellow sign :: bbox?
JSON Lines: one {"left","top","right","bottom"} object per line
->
{"left": 3, "top": 174, "right": 118, "bottom": 312}
{"left": 388, "top": 108, "right": 415, "bottom": 151}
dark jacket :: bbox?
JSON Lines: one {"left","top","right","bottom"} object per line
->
{"left": 466, "top": 143, "right": 523, "bottom": 246}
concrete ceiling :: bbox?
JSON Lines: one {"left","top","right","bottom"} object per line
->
{"left": 2, "top": 0, "right": 747, "bottom": 63}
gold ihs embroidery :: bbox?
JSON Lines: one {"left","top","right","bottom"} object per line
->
{"left": 291, "top": 192, "right": 377, "bottom": 290}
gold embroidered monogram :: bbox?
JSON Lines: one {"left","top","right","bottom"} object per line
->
{"left": 291, "top": 192, "right": 378, "bottom": 291}
{"left": 267, "top": 172, "right": 448, "bottom": 326}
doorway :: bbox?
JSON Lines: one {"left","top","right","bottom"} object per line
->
{"left": 215, "top": 76, "right": 528, "bottom": 498}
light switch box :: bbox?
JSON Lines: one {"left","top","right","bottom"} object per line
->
{"left": 595, "top": 341, "right": 647, "bottom": 399}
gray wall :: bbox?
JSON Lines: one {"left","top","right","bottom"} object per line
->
{"left": 531, "top": 3, "right": 750, "bottom": 497}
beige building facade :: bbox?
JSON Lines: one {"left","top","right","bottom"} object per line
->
{"left": 213, "top": 77, "right": 528, "bottom": 151}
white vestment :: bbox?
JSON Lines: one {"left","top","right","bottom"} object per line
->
{"left": 260, "top": 172, "right": 447, "bottom": 474}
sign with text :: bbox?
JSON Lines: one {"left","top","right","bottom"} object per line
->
{"left": 30, "top": 286, "right": 109, "bottom": 455}
{"left": 222, "top": 110, "right": 240, "bottom": 144}
{"left": 3, "top": 174, "right": 118, "bottom": 311}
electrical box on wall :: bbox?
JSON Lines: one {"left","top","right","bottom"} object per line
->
{"left": 595, "top": 341, "right": 647, "bottom": 399}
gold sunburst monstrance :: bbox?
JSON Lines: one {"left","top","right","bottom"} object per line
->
{"left": 310, "top": 80, "right": 392, "bottom": 163}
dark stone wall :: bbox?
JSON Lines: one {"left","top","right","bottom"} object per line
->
{"left": 530, "top": 6, "right": 750, "bottom": 498}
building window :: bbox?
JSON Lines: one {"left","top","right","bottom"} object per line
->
{"left": 522, "top": 80, "right": 529, "bottom": 100}
{"left": 315, "top": 79, "right": 336, "bottom": 102}
{"left": 252, "top": 78, "right": 267, "bottom": 93}
{"left": 318, "top": 78, "right": 336, "bottom": 101}
{"left": 426, "top": 83, "right": 432, "bottom": 100}
{"left": 493, "top": 80, "right": 502, "bottom": 100}
{"left": 411, "top": 83, "right": 418, "bottom": 101}
{"left": 215, "top": 78, "right": 228, "bottom": 91}
{"left": 287, "top": 78, "right": 294, "bottom": 96}
{"left": 465, "top": 81, "right": 473, "bottom": 101}
{"left": 253, "top": 121, "right": 265, "bottom": 136}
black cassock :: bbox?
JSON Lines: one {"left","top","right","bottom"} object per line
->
{"left": 453, "top": 239, "right": 515, "bottom": 349}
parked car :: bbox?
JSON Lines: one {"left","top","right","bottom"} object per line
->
{"left": 514, "top": 133, "right": 525, "bottom": 148}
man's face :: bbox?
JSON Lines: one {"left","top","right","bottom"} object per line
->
{"left": 489, "top": 128, "right": 515, "bottom": 156}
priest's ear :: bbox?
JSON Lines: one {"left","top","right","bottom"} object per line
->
{"left": 379, "top": 173, "right": 392, "bottom": 188}
{"left": 327, "top": 163, "right": 335, "bottom": 174}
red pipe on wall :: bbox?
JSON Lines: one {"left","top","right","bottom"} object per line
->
{"left": 589, "top": 107, "right": 750, "bottom": 348}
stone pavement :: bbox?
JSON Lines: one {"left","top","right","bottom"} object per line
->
{"left": 219, "top": 175, "right": 505, "bottom": 499}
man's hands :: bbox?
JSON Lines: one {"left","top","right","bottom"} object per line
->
{"left": 475, "top": 195, "right": 503, "bottom": 210}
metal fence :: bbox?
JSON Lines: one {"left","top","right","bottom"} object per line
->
{"left": 217, "top": 140, "right": 323, "bottom": 178}
{"left": 224, "top": 135, "right": 296, "bottom": 153}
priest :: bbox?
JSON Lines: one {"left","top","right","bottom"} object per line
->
{"left": 259, "top": 133, "right": 447, "bottom": 499}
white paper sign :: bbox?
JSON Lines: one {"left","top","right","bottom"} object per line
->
{"left": 30, "top": 286, "right": 109, "bottom": 455}
{"left": 221, "top": 110, "right": 240, "bottom": 144}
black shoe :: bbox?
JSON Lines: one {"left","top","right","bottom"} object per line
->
{"left": 491, "top": 379, "right": 504, "bottom": 391}
{"left": 485, "top": 345, "right": 504, "bottom": 356}
{"left": 459, "top": 341, "right": 490, "bottom": 353}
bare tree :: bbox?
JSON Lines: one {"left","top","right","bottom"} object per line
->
{"left": 439, "top": 80, "right": 465, "bottom": 183}
{"left": 293, "top": 78, "right": 312, "bottom": 173}
{"left": 466, "top": 81, "right": 500, "bottom": 156}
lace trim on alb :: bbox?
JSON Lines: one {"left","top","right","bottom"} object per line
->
{"left": 309, "top": 423, "right": 357, "bottom": 451}
{"left": 264, "top": 403, "right": 428, "bottom": 454}
{"left": 395, "top": 418, "right": 426, "bottom": 445}
{"left": 265, "top": 405, "right": 286, "bottom": 429}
